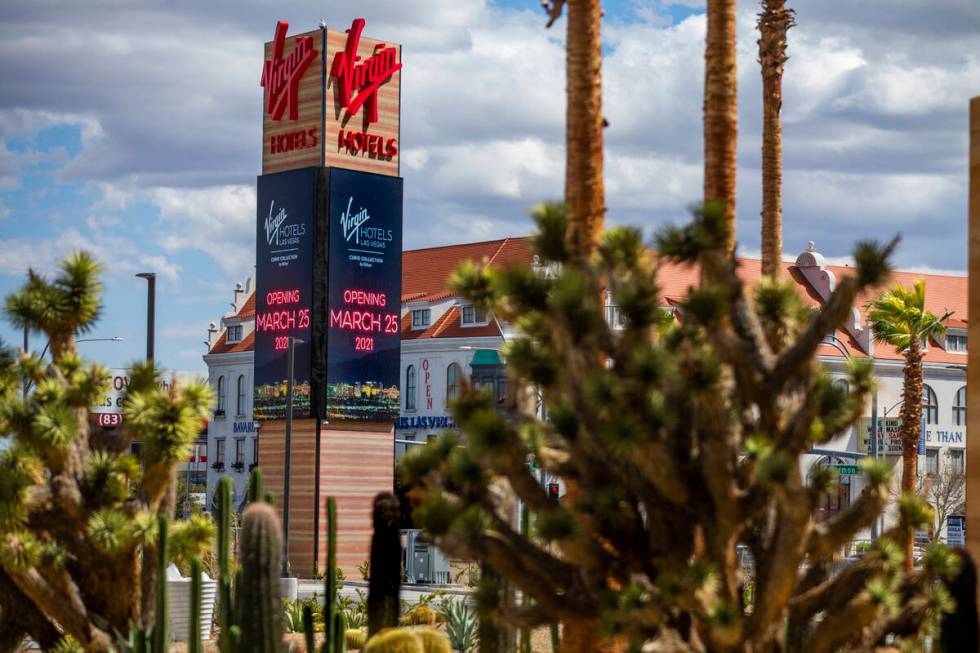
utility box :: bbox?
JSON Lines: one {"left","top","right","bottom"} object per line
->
{"left": 403, "top": 529, "right": 451, "bottom": 584}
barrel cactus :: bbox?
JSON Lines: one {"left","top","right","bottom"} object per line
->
{"left": 345, "top": 628, "right": 368, "bottom": 650}
{"left": 403, "top": 606, "right": 436, "bottom": 626}
{"left": 413, "top": 627, "right": 451, "bottom": 653}
{"left": 236, "top": 502, "right": 283, "bottom": 653}
{"left": 364, "top": 629, "right": 423, "bottom": 653}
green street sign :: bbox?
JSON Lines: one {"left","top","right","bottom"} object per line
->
{"left": 833, "top": 464, "right": 861, "bottom": 476}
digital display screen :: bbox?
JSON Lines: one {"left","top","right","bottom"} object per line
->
{"left": 253, "top": 168, "right": 317, "bottom": 420}
{"left": 325, "top": 168, "right": 402, "bottom": 421}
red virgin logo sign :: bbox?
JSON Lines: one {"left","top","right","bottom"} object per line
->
{"left": 261, "top": 21, "right": 318, "bottom": 121}
{"left": 331, "top": 19, "right": 402, "bottom": 125}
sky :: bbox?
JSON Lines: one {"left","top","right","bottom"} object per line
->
{"left": 0, "top": 0, "right": 977, "bottom": 374}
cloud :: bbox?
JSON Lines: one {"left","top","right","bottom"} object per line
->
{"left": 150, "top": 184, "right": 256, "bottom": 276}
{"left": 0, "top": 0, "right": 975, "bottom": 274}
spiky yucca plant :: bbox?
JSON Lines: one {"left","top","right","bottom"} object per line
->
{"left": 0, "top": 252, "right": 213, "bottom": 651}
{"left": 401, "top": 204, "right": 960, "bottom": 652}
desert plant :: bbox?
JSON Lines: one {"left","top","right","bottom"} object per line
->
{"left": 401, "top": 205, "right": 960, "bottom": 651}
{"left": 413, "top": 627, "right": 451, "bottom": 653}
{"left": 368, "top": 493, "right": 401, "bottom": 635}
{"left": 236, "top": 502, "right": 283, "bottom": 652}
{"left": 442, "top": 600, "right": 478, "bottom": 652}
{"left": 364, "top": 629, "right": 423, "bottom": 653}
{"left": 401, "top": 606, "right": 436, "bottom": 626}
{"left": 344, "top": 608, "right": 367, "bottom": 630}
{"left": 346, "top": 628, "right": 368, "bottom": 650}
{"left": 0, "top": 253, "right": 212, "bottom": 651}
{"left": 284, "top": 600, "right": 305, "bottom": 633}
{"left": 190, "top": 556, "right": 204, "bottom": 653}
{"left": 358, "top": 559, "right": 371, "bottom": 581}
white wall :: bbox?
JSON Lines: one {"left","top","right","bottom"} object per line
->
{"left": 204, "top": 351, "right": 257, "bottom": 509}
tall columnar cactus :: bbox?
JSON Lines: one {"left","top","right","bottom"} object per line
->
{"left": 216, "top": 476, "right": 237, "bottom": 653}
{"left": 247, "top": 468, "right": 264, "bottom": 505}
{"left": 189, "top": 557, "right": 203, "bottom": 653}
{"left": 236, "top": 502, "right": 283, "bottom": 653}
{"left": 302, "top": 605, "right": 316, "bottom": 653}
{"left": 151, "top": 514, "right": 170, "bottom": 653}
{"left": 367, "top": 493, "right": 401, "bottom": 636}
{"left": 322, "top": 496, "right": 343, "bottom": 653}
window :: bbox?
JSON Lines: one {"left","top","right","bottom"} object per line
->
{"left": 411, "top": 309, "right": 431, "bottom": 329}
{"left": 604, "top": 295, "right": 626, "bottom": 329}
{"left": 252, "top": 437, "right": 259, "bottom": 466}
{"left": 237, "top": 374, "right": 247, "bottom": 416}
{"left": 216, "top": 376, "right": 226, "bottom": 415}
{"left": 405, "top": 365, "right": 417, "bottom": 411}
{"left": 227, "top": 325, "right": 243, "bottom": 343}
{"left": 954, "top": 386, "right": 967, "bottom": 426}
{"left": 446, "top": 363, "right": 461, "bottom": 404}
{"left": 922, "top": 385, "right": 939, "bottom": 425}
{"left": 926, "top": 449, "right": 939, "bottom": 477}
{"left": 947, "top": 334, "right": 967, "bottom": 353}
{"left": 235, "top": 438, "right": 245, "bottom": 465}
{"left": 215, "top": 439, "right": 225, "bottom": 464}
{"left": 950, "top": 449, "right": 965, "bottom": 475}
{"left": 461, "top": 305, "right": 487, "bottom": 325}
{"left": 496, "top": 377, "right": 508, "bottom": 403}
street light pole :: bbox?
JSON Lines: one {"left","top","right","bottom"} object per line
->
{"left": 282, "top": 336, "right": 303, "bottom": 577}
{"left": 136, "top": 272, "right": 156, "bottom": 363}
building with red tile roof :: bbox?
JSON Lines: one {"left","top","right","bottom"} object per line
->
{"left": 203, "top": 237, "right": 969, "bottom": 536}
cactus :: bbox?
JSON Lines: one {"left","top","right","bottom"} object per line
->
{"left": 189, "top": 556, "right": 203, "bottom": 653}
{"left": 332, "top": 611, "right": 347, "bottom": 653}
{"left": 236, "top": 502, "right": 284, "bottom": 653}
{"left": 247, "top": 467, "right": 264, "bottom": 504}
{"left": 413, "top": 628, "right": 450, "bottom": 653}
{"left": 345, "top": 629, "right": 368, "bottom": 650}
{"left": 303, "top": 604, "right": 316, "bottom": 653}
{"left": 151, "top": 513, "right": 169, "bottom": 653}
{"left": 322, "top": 496, "right": 341, "bottom": 653}
{"left": 216, "top": 476, "right": 236, "bottom": 653}
{"left": 363, "top": 629, "right": 423, "bottom": 653}
{"left": 402, "top": 606, "right": 436, "bottom": 626}
{"left": 367, "top": 493, "right": 401, "bottom": 636}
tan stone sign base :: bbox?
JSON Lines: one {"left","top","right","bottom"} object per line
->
{"left": 259, "top": 418, "right": 394, "bottom": 577}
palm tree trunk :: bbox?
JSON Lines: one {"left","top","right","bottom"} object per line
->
{"left": 757, "top": 0, "right": 794, "bottom": 277}
{"left": 900, "top": 340, "right": 925, "bottom": 571}
{"left": 704, "top": 0, "right": 738, "bottom": 257}
{"left": 564, "top": 0, "right": 605, "bottom": 262}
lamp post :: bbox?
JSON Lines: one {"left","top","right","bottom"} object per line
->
{"left": 136, "top": 272, "right": 156, "bottom": 363}
{"left": 282, "top": 336, "right": 303, "bottom": 577}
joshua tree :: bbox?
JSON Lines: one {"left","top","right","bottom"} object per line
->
{"left": 402, "top": 205, "right": 958, "bottom": 651}
{"left": 757, "top": 0, "right": 795, "bottom": 277}
{"left": 0, "top": 253, "right": 213, "bottom": 651}
{"left": 868, "top": 279, "right": 952, "bottom": 570}
{"left": 704, "top": 0, "right": 739, "bottom": 257}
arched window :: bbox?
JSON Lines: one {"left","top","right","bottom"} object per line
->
{"left": 922, "top": 384, "right": 938, "bottom": 425}
{"left": 237, "top": 375, "right": 246, "bottom": 416}
{"left": 405, "top": 366, "right": 417, "bottom": 411}
{"left": 446, "top": 363, "right": 461, "bottom": 404}
{"left": 216, "top": 376, "right": 226, "bottom": 414}
{"left": 953, "top": 386, "right": 967, "bottom": 426}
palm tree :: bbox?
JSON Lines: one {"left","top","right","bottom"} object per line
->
{"left": 544, "top": 0, "right": 606, "bottom": 262}
{"left": 704, "top": 0, "right": 738, "bottom": 257}
{"left": 867, "top": 279, "right": 952, "bottom": 570}
{"left": 757, "top": 0, "right": 795, "bottom": 276}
